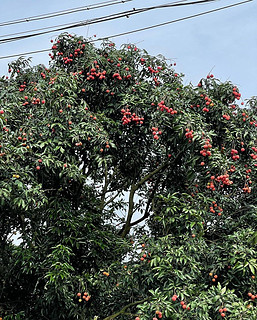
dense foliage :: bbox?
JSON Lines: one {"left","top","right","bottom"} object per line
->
{"left": 0, "top": 33, "right": 256, "bottom": 320}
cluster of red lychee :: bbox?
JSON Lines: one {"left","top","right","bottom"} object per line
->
{"left": 171, "top": 295, "right": 190, "bottom": 311}
{"left": 200, "top": 94, "right": 213, "bottom": 112}
{"left": 77, "top": 291, "right": 91, "bottom": 302}
{"left": 200, "top": 139, "right": 212, "bottom": 157}
{"left": 250, "top": 146, "right": 257, "bottom": 160}
{"left": 156, "top": 100, "right": 177, "bottom": 115}
{"left": 232, "top": 86, "right": 241, "bottom": 100}
{"left": 154, "top": 310, "right": 163, "bottom": 319}
{"left": 207, "top": 179, "right": 216, "bottom": 191}
{"left": 185, "top": 128, "right": 194, "bottom": 142}
{"left": 218, "top": 307, "right": 227, "bottom": 318}
{"left": 121, "top": 108, "right": 144, "bottom": 125}
{"left": 216, "top": 173, "right": 233, "bottom": 187}
{"left": 243, "top": 184, "right": 251, "bottom": 193}
{"left": 231, "top": 149, "right": 240, "bottom": 161}
{"left": 112, "top": 72, "right": 122, "bottom": 80}
{"left": 152, "top": 127, "right": 162, "bottom": 140}
{"left": 31, "top": 97, "right": 41, "bottom": 105}
{"left": 209, "top": 201, "right": 223, "bottom": 216}
{"left": 140, "top": 243, "right": 151, "bottom": 262}
{"left": 19, "top": 84, "right": 26, "bottom": 92}
{"left": 50, "top": 39, "right": 86, "bottom": 63}
{"left": 147, "top": 66, "right": 162, "bottom": 74}
{"left": 222, "top": 114, "right": 231, "bottom": 120}
{"left": 86, "top": 65, "right": 107, "bottom": 81}
{"left": 248, "top": 292, "right": 257, "bottom": 300}
{"left": 180, "top": 300, "right": 190, "bottom": 311}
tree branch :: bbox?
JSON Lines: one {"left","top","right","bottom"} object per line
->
{"left": 102, "top": 298, "right": 149, "bottom": 320}
{"left": 135, "top": 161, "right": 168, "bottom": 190}
{"left": 129, "top": 176, "right": 161, "bottom": 227}
{"left": 121, "top": 183, "right": 137, "bottom": 238}
{"left": 99, "top": 162, "right": 108, "bottom": 211}
{"left": 120, "top": 150, "right": 183, "bottom": 237}
{"left": 102, "top": 191, "right": 121, "bottom": 209}
{"left": 120, "top": 163, "right": 168, "bottom": 238}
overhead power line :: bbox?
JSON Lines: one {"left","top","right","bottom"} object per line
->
{"left": 94, "top": 0, "right": 253, "bottom": 41}
{"left": 0, "top": 0, "right": 219, "bottom": 44}
{"left": 0, "top": 0, "right": 188, "bottom": 40}
{"left": 0, "top": 0, "right": 252, "bottom": 61}
{"left": 0, "top": 0, "right": 133, "bottom": 27}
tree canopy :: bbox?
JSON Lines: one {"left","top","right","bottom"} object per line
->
{"left": 0, "top": 33, "right": 256, "bottom": 320}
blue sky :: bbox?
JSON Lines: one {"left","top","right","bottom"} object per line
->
{"left": 0, "top": 0, "right": 256, "bottom": 100}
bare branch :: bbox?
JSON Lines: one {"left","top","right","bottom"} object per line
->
{"left": 129, "top": 176, "right": 161, "bottom": 227}
{"left": 99, "top": 162, "right": 108, "bottom": 211}
{"left": 102, "top": 191, "right": 121, "bottom": 209}
{"left": 121, "top": 183, "right": 137, "bottom": 238}
{"left": 120, "top": 150, "right": 183, "bottom": 237}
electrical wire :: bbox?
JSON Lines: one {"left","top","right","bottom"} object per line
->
{"left": 0, "top": 0, "right": 188, "bottom": 40}
{"left": 0, "top": 0, "right": 133, "bottom": 27}
{"left": 95, "top": 0, "right": 253, "bottom": 42}
{"left": 0, "top": 0, "right": 219, "bottom": 44}
{"left": 0, "top": 0, "right": 252, "bottom": 61}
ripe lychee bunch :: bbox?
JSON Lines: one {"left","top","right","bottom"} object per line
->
{"left": 152, "top": 127, "right": 162, "bottom": 140}
{"left": 121, "top": 108, "right": 144, "bottom": 125}
{"left": 200, "top": 139, "right": 212, "bottom": 157}
{"left": 216, "top": 173, "right": 233, "bottom": 187}
{"left": 223, "top": 114, "right": 230, "bottom": 120}
{"left": 157, "top": 100, "right": 177, "bottom": 115}
{"left": 218, "top": 307, "right": 227, "bottom": 317}
{"left": 185, "top": 128, "right": 194, "bottom": 142}
{"left": 231, "top": 149, "right": 239, "bottom": 161}
{"left": 232, "top": 86, "right": 241, "bottom": 100}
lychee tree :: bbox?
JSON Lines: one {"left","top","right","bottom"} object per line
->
{"left": 0, "top": 33, "right": 256, "bottom": 320}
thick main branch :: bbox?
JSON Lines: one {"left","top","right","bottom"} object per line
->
{"left": 130, "top": 176, "right": 161, "bottom": 227}
{"left": 121, "top": 150, "right": 183, "bottom": 237}
{"left": 102, "top": 298, "right": 149, "bottom": 320}
{"left": 121, "top": 183, "right": 137, "bottom": 238}
{"left": 99, "top": 162, "right": 108, "bottom": 211}
{"left": 135, "top": 160, "right": 168, "bottom": 189}
{"left": 121, "top": 161, "right": 168, "bottom": 238}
